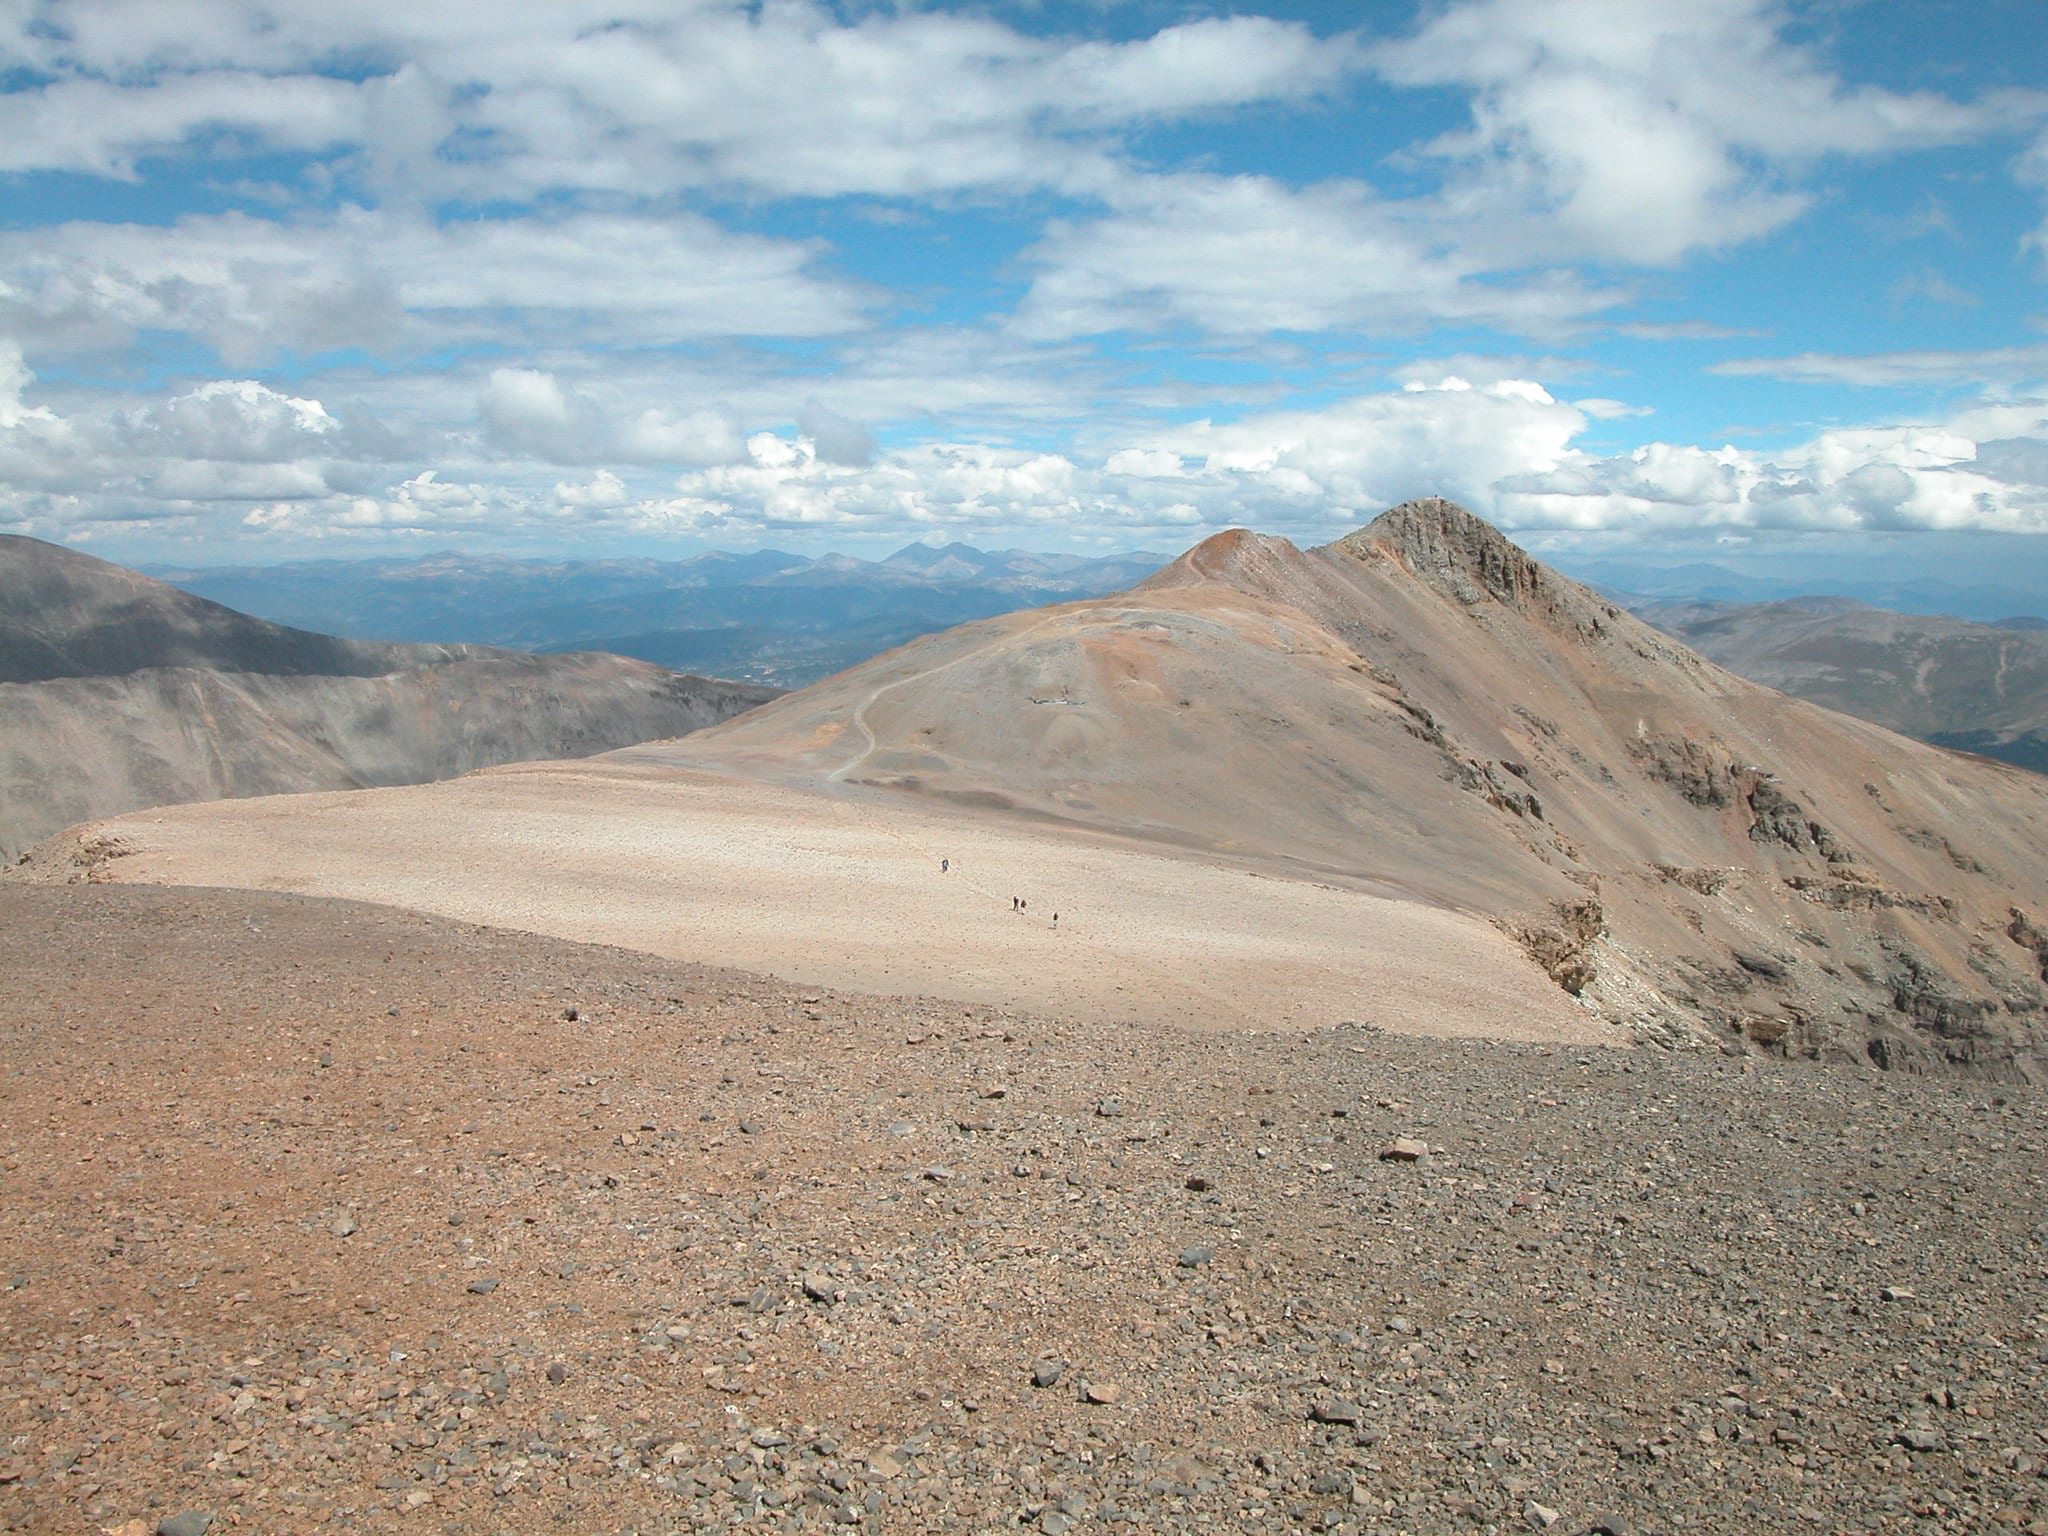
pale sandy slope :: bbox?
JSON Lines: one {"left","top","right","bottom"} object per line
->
{"left": 26, "top": 757, "right": 1616, "bottom": 1044}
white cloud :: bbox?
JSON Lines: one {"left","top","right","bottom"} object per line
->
{"left": 0, "top": 71, "right": 369, "bottom": 178}
{"left": 1498, "top": 412, "right": 2048, "bottom": 534}
{"left": 1889, "top": 268, "right": 1978, "bottom": 309}
{"left": 617, "top": 408, "right": 748, "bottom": 469}
{"left": 479, "top": 367, "right": 580, "bottom": 461}
{"left": 2017, "top": 124, "right": 2048, "bottom": 265}
{"left": 0, "top": 208, "right": 864, "bottom": 367}
{"left": 1714, "top": 344, "right": 2048, "bottom": 389}
{"left": 1014, "top": 173, "right": 1621, "bottom": 341}
{"left": 795, "top": 398, "right": 874, "bottom": 469}
{"left": 1, "top": 3, "right": 1353, "bottom": 202}
{"left": 1371, "top": 0, "right": 2019, "bottom": 267}
{"left": 11, "top": 355, "right": 2048, "bottom": 552}
{"left": 144, "top": 380, "right": 341, "bottom": 463}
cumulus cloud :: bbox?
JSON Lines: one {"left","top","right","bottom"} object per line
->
{"left": 477, "top": 367, "right": 755, "bottom": 468}
{"left": 1498, "top": 411, "right": 2048, "bottom": 534}
{"left": 1371, "top": 0, "right": 2019, "bottom": 267}
{"left": 795, "top": 399, "right": 875, "bottom": 468}
{"left": 11, "top": 356, "right": 2048, "bottom": 552}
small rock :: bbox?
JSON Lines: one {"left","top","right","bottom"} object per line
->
{"left": 1896, "top": 1428, "right": 1947, "bottom": 1453}
{"left": 1184, "top": 1174, "right": 1213, "bottom": 1192}
{"left": 1309, "top": 1399, "right": 1363, "bottom": 1426}
{"left": 1524, "top": 1501, "right": 1560, "bottom": 1529}
{"left": 1309, "top": 1469, "right": 1353, "bottom": 1496}
{"left": 546, "top": 1361, "right": 568, "bottom": 1385}
{"left": 739, "top": 1120, "right": 762, "bottom": 1135}
{"left": 467, "top": 1278, "right": 500, "bottom": 1295}
{"left": 1587, "top": 1517, "right": 1630, "bottom": 1536}
{"left": 1881, "top": 1285, "right": 1916, "bottom": 1302}
{"left": 1177, "top": 1246, "right": 1213, "bottom": 1268}
{"left": 921, "top": 1165, "right": 954, "bottom": 1182}
{"left": 1081, "top": 1380, "right": 1120, "bottom": 1405}
{"left": 559, "top": 1005, "right": 578, "bottom": 1021}
{"left": 330, "top": 1212, "right": 358, "bottom": 1239}
{"left": 1095, "top": 1099, "right": 1124, "bottom": 1118}
{"left": 803, "top": 1274, "right": 845, "bottom": 1304}
{"left": 158, "top": 1516, "right": 214, "bottom": 1536}
{"left": 1380, "top": 1137, "right": 1429, "bottom": 1162}
{"left": 1032, "top": 1361, "right": 1066, "bottom": 1389}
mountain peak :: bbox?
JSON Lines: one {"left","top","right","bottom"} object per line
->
{"left": 1348, "top": 498, "right": 1545, "bottom": 605}
{"left": 1135, "top": 527, "right": 1309, "bottom": 598}
{"left": 1329, "top": 497, "right": 1622, "bottom": 643}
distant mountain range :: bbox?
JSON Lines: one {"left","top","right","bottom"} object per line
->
{"left": 1561, "top": 556, "right": 2048, "bottom": 627}
{"left": 0, "top": 534, "right": 775, "bottom": 861}
{"left": 1634, "top": 595, "right": 2048, "bottom": 774}
{"left": 153, "top": 543, "right": 1168, "bottom": 688}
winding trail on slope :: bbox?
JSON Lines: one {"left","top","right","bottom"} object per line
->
{"left": 830, "top": 611, "right": 1061, "bottom": 784}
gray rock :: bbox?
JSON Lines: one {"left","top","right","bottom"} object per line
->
{"left": 467, "top": 1277, "right": 500, "bottom": 1295}
{"left": 1032, "top": 1360, "right": 1066, "bottom": 1388}
{"left": 158, "top": 1516, "right": 214, "bottom": 1536}
{"left": 330, "top": 1212, "right": 358, "bottom": 1239}
{"left": 1309, "top": 1469, "right": 1353, "bottom": 1496}
{"left": 1895, "top": 1427, "right": 1947, "bottom": 1453}
{"left": 1178, "top": 1245, "right": 1213, "bottom": 1268}
{"left": 1309, "top": 1399, "right": 1363, "bottom": 1425}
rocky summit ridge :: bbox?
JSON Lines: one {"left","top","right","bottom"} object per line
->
{"left": 655, "top": 499, "right": 2048, "bottom": 1081}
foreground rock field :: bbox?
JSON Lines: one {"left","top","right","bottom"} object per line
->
{"left": 2, "top": 883, "right": 2046, "bottom": 1535}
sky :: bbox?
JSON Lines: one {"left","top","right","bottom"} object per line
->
{"left": 3, "top": 0, "right": 2048, "bottom": 576}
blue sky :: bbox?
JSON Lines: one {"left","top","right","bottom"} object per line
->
{"left": 2, "top": 0, "right": 2047, "bottom": 574}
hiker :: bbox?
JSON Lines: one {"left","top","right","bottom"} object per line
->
{"left": 1052, "top": 913, "right": 1059, "bottom": 928}
{"left": 941, "top": 858, "right": 949, "bottom": 873}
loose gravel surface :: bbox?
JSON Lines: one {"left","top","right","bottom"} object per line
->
{"left": 3, "top": 883, "right": 2046, "bottom": 1536}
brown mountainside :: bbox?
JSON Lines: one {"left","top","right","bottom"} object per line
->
{"left": 650, "top": 499, "right": 2048, "bottom": 1078}
{"left": 1636, "top": 595, "right": 2048, "bottom": 774}
{"left": 0, "top": 535, "right": 777, "bottom": 859}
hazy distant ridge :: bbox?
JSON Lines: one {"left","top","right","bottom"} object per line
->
{"left": 1, "top": 535, "right": 776, "bottom": 859}
{"left": 153, "top": 543, "right": 1169, "bottom": 688}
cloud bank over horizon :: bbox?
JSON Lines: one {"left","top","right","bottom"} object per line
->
{"left": 2, "top": 0, "right": 2046, "bottom": 561}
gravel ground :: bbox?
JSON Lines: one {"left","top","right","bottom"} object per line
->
{"left": 2, "top": 883, "right": 2046, "bottom": 1536}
